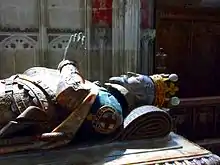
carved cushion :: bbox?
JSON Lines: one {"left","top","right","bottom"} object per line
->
{"left": 74, "top": 90, "right": 123, "bottom": 142}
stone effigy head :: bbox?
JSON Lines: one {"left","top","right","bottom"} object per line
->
{"left": 105, "top": 72, "right": 180, "bottom": 112}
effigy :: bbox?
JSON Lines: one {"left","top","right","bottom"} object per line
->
{"left": 0, "top": 60, "right": 178, "bottom": 151}
{"left": 0, "top": 34, "right": 219, "bottom": 165}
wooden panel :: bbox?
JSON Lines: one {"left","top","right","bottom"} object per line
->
{"left": 170, "top": 107, "right": 194, "bottom": 139}
{"left": 156, "top": 7, "right": 220, "bottom": 98}
{"left": 156, "top": 19, "right": 191, "bottom": 97}
{"left": 170, "top": 97, "right": 220, "bottom": 141}
{"left": 156, "top": 6, "right": 220, "bottom": 21}
{"left": 190, "top": 22, "right": 220, "bottom": 97}
{"left": 194, "top": 106, "right": 215, "bottom": 139}
{"left": 157, "top": 0, "right": 220, "bottom": 8}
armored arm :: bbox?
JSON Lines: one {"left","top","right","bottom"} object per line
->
{"left": 44, "top": 60, "right": 98, "bottom": 145}
{"left": 57, "top": 60, "right": 84, "bottom": 92}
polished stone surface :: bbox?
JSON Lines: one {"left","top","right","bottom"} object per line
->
{"left": 0, "top": 133, "right": 216, "bottom": 165}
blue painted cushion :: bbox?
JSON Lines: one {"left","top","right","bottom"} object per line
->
{"left": 73, "top": 90, "right": 123, "bottom": 142}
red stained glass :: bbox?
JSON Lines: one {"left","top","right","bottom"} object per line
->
{"left": 92, "top": 0, "right": 112, "bottom": 27}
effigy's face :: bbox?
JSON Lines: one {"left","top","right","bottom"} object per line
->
{"left": 109, "top": 72, "right": 155, "bottom": 105}
{"left": 108, "top": 72, "right": 180, "bottom": 107}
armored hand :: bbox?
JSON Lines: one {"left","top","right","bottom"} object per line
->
{"left": 40, "top": 60, "right": 99, "bottom": 149}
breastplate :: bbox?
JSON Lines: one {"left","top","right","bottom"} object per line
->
{"left": 0, "top": 67, "right": 60, "bottom": 127}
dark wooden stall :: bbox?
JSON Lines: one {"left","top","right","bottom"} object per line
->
{"left": 156, "top": 6, "right": 220, "bottom": 98}
{"left": 155, "top": 2, "right": 220, "bottom": 153}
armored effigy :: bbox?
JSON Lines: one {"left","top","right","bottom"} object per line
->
{"left": 0, "top": 56, "right": 179, "bottom": 153}
{"left": 1, "top": 61, "right": 220, "bottom": 165}
{"left": 0, "top": 35, "right": 219, "bottom": 165}
{"left": 0, "top": 35, "right": 180, "bottom": 154}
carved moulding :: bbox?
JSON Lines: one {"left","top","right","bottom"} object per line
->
{"left": 0, "top": 27, "right": 38, "bottom": 33}
{"left": 0, "top": 35, "right": 37, "bottom": 51}
{"left": 157, "top": 6, "right": 220, "bottom": 21}
{"left": 0, "top": 34, "right": 38, "bottom": 78}
{"left": 49, "top": 33, "right": 85, "bottom": 51}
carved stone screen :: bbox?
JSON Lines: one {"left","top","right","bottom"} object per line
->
{"left": 0, "top": 0, "right": 154, "bottom": 82}
{"left": 0, "top": 0, "right": 87, "bottom": 79}
{"left": 0, "top": 0, "right": 38, "bottom": 78}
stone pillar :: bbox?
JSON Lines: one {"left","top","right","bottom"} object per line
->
{"left": 38, "top": 0, "right": 48, "bottom": 66}
{"left": 112, "top": 0, "right": 125, "bottom": 75}
{"left": 140, "top": 0, "right": 155, "bottom": 74}
{"left": 141, "top": 29, "right": 155, "bottom": 74}
{"left": 85, "top": 0, "right": 92, "bottom": 79}
{"left": 91, "top": 0, "right": 112, "bottom": 82}
{"left": 124, "top": 0, "right": 141, "bottom": 72}
{"left": 95, "top": 27, "right": 108, "bottom": 83}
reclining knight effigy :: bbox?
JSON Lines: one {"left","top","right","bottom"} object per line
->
{"left": 0, "top": 34, "right": 180, "bottom": 154}
{"left": 0, "top": 59, "right": 180, "bottom": 154}
{"left": 1, "top": 34, "right": 220, "bottom": 165}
